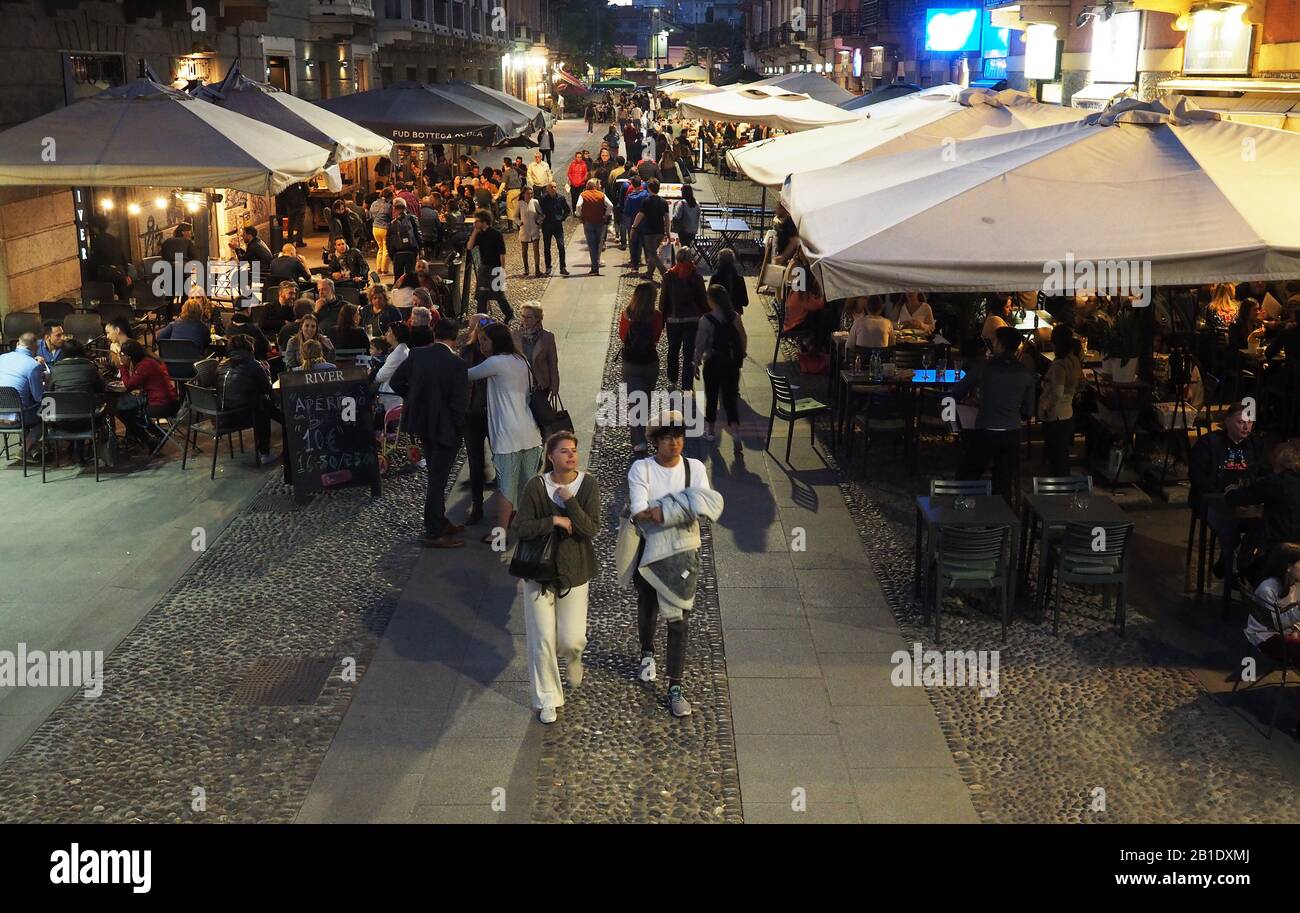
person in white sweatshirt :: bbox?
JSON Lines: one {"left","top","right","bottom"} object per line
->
{"left": 627, "top": 410, "right": 721, "bottom": 718}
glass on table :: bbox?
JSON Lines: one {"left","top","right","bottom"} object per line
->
{"left": 1071, "top": 491, "right": 1091, "bottom": 512}
{"left": 921, "top": 348, "right": 934, "bottom": 370}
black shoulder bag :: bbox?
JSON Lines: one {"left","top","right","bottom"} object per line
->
{"left": 524, "top": 355, "right": 573, "bottom": 439}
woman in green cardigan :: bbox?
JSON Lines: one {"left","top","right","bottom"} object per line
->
{"left": 511, "top": 431, "right": 603, "bottom": 724}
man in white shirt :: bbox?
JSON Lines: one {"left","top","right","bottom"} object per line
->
{"left": 527, "top": 151, "right": 553, "bottom": 194}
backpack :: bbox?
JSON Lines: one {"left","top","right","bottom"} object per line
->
{"left": 622, "top": 317, "right": 656, "bottom": 364}
{"left": 706, "top": 313, "right": 744, "bottom": 365}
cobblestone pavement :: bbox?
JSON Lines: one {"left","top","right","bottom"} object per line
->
{"left": 0, "top": 234, "right": 557, "bottom": 823}
{"left": 528, "top": 271, "right": 743, "bottom": 824}
{"left": 799, "top": 392, "right": 1300, "bottom": 823}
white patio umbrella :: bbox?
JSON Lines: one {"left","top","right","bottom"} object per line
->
{"left": 728, "top": 85, "right": 1089, "bottom": 187}
{"left": 659, "top": 64, "right": 710, "bottom": 83}
{"left": 784, "top": 96, "right": 1300, "bottom": 298}
{"left": 0, "top": 78, "right": 329, "bottom": 194}
{"left": 678, "top": 85, "right": 860, "bottom": 132}
{"left": 667, "top": 82, "right": 724, "bottom": 100}
{"left": 742, "top": 72, "right": 855, "bottom": 106}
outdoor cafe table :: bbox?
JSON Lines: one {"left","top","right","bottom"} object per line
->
{"left": 838, "top": 367, "right": 964, "bottom": 461}
{"left": 696, "top": 217, "right": 750, "bottom": 267}
{"left": 914, "top": 494, "right": 1020, "bottom": 610}
{"left": 1019, "top": 489, "right": 1128, "bottom": 617}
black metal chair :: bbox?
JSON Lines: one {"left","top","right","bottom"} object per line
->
{"left": 1042, "top": 520, "right": 1136, "bottom": 636}
{"left": 765, "top": 370, "right": 830, "bottom": 463}
{"left": 97, "top": 300, "right": 135, "bottom": 330}
{"left": 80, "top": 280, "right": 117, "bottom": 306}
{"left": 335, "top": 286, "right": 362, "bottom": 305}
{"left": 0, "top": 386, "right": 34, "bottom": 476}
{"left": 926, "top": 524, "right": 1014, "bottom": 642}
{"left": 39, "top": 390, "right": 105, "bottom": 483}
{"left": 931, "top": 478, "right": 992, "bottom": 498}
{"left": 63, "top": 313, "right": 105, "bottom": 349}
{"left": 181, "top": 382, "right": 258, "bottom": 479}
{"left": 38, "top": 300, "right": 75, "bottom": 323}
{"left": 1023, "top": 475, "right": 1094, "bottom": 589}
{"left": 2, "top": 312, "right": 42, "bottom": 351}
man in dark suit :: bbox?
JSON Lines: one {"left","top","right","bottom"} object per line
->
{"left": 390, "top": 318, "right": 469, "bottom": 548}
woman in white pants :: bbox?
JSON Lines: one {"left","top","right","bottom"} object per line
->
{"left": 510, "top": 432, "right": 603, "bottom": 723}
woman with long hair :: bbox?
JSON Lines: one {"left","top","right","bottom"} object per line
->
{"left": 619, "top": 281, "right": 665, "bottom": 455}
{"left": 283, "top": 313, "right": 336, "bottom": 370}
{"left": 117, "top": 339, "right": 179, "bottom": 443}
{"left": 297, "top": 338, "right": 336, "bottom": 372}
{"left": 510, "top": 431, "right": 602, "bottom": 724}
{"left": 695, "top": 284, "right": 747, "bottom": 452}
{"left": 671, "top": 184, "right": 700, "bottom": 252}
{"left": 518, "top": 185, "right": 542, "bottom": 276}
{"left": 331, "top": 302, "right": 370, "bottom": 351}
{"left": 467, "top": 323, "right": 544, "bottom": 543}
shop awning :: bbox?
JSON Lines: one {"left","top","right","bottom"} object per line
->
{"left": 678, "top": 86, "right": 861, "bottom": 132}
{"left": 0, "top": 78, "right": 329, "bottom": 194}
{"left": 195, "top": 65, "right": 391, "bottom": 165}
{"left": 314, "top": 82, "right": 523, "bottom": 145}
{"left": 728, "top": 86, "right": 1082, "bottom": 188}
{"left": 784, "top": 95, "right": 1300, "bottom": 297}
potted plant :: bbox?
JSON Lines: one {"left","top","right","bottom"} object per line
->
{"left": 1094, "top": 306, "right": 1143, "bottom": 383}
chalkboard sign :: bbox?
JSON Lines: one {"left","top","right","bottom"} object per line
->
{"left": 279, "top": 366, "right": 381, "bottom": 503}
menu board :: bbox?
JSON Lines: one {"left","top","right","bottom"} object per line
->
{"left": 279, "top": 367, "right": 381, "bottom": 503}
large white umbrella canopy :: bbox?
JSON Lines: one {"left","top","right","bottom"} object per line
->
{"left": 197, "top": 67, "right": 391, "bottom": 165}
{"left": 729, "top": 86, "right": 1086, "bottom": 187}
{"left": 678, "top": 85, "right": 860, "bottom": 132}
{"left": 784, "top": 96, "right": 1300, "bottom": 298}
{"left": 659, "top": 64, "right": 710, "bottom": 83}
{"left": 667, "top": 82, "right": 724, "bottom": 100}
{"left": 0, "top": 79, "right": 329, "bottom": 194}
{"left": 742, "top": 72, "right": 855, "bottom": 106}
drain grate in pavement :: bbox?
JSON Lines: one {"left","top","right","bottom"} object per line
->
{"left": 229, "top": 657, "right": 337, "bottom": 706}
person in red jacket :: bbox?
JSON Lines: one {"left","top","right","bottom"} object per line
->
{"left": 118, "top": 339, "right": 179, "bottom": 445}
{"left": 566, "top": 151, "right": 589, "bottom": 214}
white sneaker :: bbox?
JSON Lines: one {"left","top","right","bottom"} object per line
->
{"left": 668, "top": 685, "right": 692, "bottom": 717}
{"left": 568, "top": 655, "right": 584, "bottom": 689}
{"left": 638, "top": 655, "right": 657, "bottom": 683}
{"left": 539, "top": 705, "right": 557, "bottom": 724}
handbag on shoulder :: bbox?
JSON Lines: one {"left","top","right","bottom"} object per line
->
{"left": 509, "top": 528, "right": 561, "bottom": 583}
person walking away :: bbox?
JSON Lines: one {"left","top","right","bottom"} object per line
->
{"left": 620, "top": 282, "right": 664, "bottom": 455}
{"left": 518, "top": 186, "right": 543, "bottom": 278}
{"left": 512, "top": 431, "right": 602, "bottom": 723}
{"left": 1037, "top": 325, "right": 1082, "bottom": 477}
{"left": 585, "top": 102, "right": 596, "bottom": 133}
{"left": 369, "top": 189, "right": 393, "bottom": 274}
{"left": 695, "top": 285, "right": 747, "bottom": 452}
{"left": 277, "top": 182, "right": 310, "bottom": 248}
{"left": 460, "top": 314, "right": 496, "bottom": 526}
{"left": 671, "top": 184, "right": 700, "bottom": 252}
{"left": 539, "top": 183, "right": 570, "bottom": 277}
{"left": 513, "top": 304, "right": 559, "bottom": 398}
{"left": 386, "top": 197, "right": 423, "bottom": 286}
{"left": 566, "top": 151, "right": 589, "bottom": 214}
{"left": 628, "top": 412, "right": 724, "bottom": 717}
{"left": 537, "top": 127, "right": 556, "bottom": 167}
{"left": 951, "top": 326, "right": 1036, "bottom": 500}
{"left": 467, "top": 209, "right": 513, "bottom": 323}
{"left": 467, "top": 324, "right": 544, "bottom": 544}
{"left": 389, "top": 318, "right": 470, "bottom": 548}
{"left": 658, "top": 247, "right": 708, "bottom": 390}
{"left": 633, "top": 179, "right": 670, "bottom": 282}
{"left": 710, "top": 248, "right": 749, "bottom": 315}
{"left": 577, "top": 179, "right": 614, "bottom": 275}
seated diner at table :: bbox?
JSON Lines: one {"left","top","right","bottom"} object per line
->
{"left": 890, "top": 292, "right": 936, "bottom": 335}
{"left": 1190, "top": 401, "right": 1269, "bottom": 578}
{"left": 156, "top": 297, "right": 210, "bottom": 348}
{"left": 1225, "top": 438, "right": 1300, "bottom": 579}
{"left": 330, "top": 303, "right": 370, "bottom": 352}
{"left": 296, "top": 338, "right": 336, "bottom": 373}
{"left": 847, "top": 296, "right": 893, "bottom": 352}
{"left": 282, "top": 313, "right": 335, "bottom": 371}
{"left": 116, "top": 340, "right": 178, "bottom": 446}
